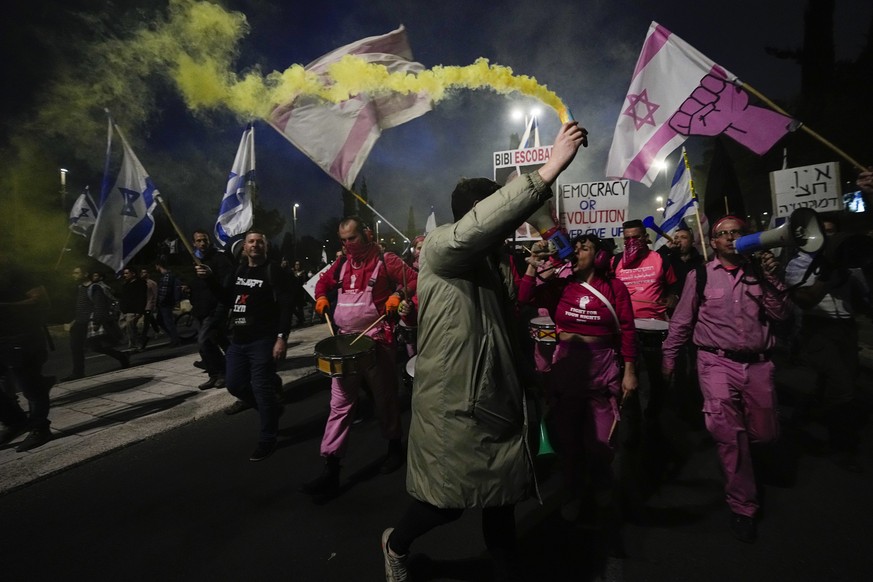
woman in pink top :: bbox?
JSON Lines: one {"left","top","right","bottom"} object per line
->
{"left": 519, "top": 234, "right": 637, "bottom": 533}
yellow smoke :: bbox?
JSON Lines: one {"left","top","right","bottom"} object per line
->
{"left": 165, "top": 1, "right": 570, "bottom": 122}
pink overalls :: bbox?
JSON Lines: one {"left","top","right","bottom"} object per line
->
{"left": 320, "top": 260, "right": 401, "bottom": 457}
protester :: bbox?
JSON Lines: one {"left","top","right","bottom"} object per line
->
{"left": 190, "top": 229, "right": 232, "bottom": 390}
{"left": 118, "top": 267, "right": 147, "bottom": 350}
{"left": 381, "top": 121, "right": 586, "bottom": 582}
{"left": 785, "top": 215, "right": 872, "bottom": 473}
{"left": 518, "top": 233, "right": 637, "bottom": 549}
{"left": 62, "top": 267, "right": 128, "bottom": 381}
{"left": 662, "top": 216, "right": 790, "bottom": 543}
{"left": 611, "top": 218, "right": 679, "bottom": 484}
{"left": 303, "top": 217, "right": 418, "bottom": 498}
{"left": 138, "top": 267, "right": 160, "bottom": 349}
{"left": 203, "top": 230, "right": 292, "bottom": 461}
{"left": 0, "top": 252, "right": 55, "bottom": 452}
{"left": 155, "top": 258, "right": 182, "bottom": 347}
{"left": 289, "top": 260, "right": 310, "bottom": 327}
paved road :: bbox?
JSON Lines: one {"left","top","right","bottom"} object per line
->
{"left": 2, "top": 329, "right": 872, "bottom": 581}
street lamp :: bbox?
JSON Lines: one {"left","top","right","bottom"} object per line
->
{"left": 292, "top": 203, "right": 300, "bottom": 260}
{"left": 60, "top": 168, "right": 68, "bottom": 208}
{"left": 376, "top": 220, "right": 381, "bottom": 243}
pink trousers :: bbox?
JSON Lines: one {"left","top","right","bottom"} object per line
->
{"left": 319, "top": 341, "right": 402, "bottom": 457}
{"left": 697, "top": 350, "right": 779, "bottom": 517}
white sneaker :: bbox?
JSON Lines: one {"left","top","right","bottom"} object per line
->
{"left": 381, "top": 528, "right": 409, "bottom": 582}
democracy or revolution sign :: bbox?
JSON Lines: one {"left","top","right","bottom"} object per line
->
{"left": 558, "top": 180, "right": 631, "bottom": 239}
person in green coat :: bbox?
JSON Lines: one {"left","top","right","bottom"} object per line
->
{"left": 381, "top": 121, "right": 588, "bottom": 582}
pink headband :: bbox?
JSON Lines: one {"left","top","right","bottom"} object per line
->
{"left": 711, "top": 215, "right": 747, "bottom": 235}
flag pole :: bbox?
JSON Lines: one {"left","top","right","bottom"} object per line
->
{"left": 154, "top": 194, "right": 201, "bottom": 266}
{"left": 682, "top": 149, "right": 708, "bottom": 261}
{"left": 54, "top": 229, "right": 73, "bottom": 270}
{"left": 739, "top": 81, "right": 866, "bottom": 171}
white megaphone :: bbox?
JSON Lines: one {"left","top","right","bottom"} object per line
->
{"left": 527, "top": 201, "right": 573, "bottom": 261}
{"left": 734, "top": 208, "right": 825, "bottom": 255}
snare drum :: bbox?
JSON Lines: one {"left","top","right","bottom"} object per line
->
{"left": 396, "top": 320, "right": 418, "bottom": 345}
{"left": 634, "top": 318, "right": 669, "bottom": 350}
{"left": 314, "top": 333, "right": 377, "bottom": 377}
{"left": 529, "top": 316, "right": 557, "bottom": 344}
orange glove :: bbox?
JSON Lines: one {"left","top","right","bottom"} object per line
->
{"left": 385, "top": 294, "right": 401, "bottom": 313}
{"left": 315, "top": 296, "right": 330, "bottom": 315}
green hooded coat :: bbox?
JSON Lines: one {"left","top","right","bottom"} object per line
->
{"left": 406, "top": 171, "right": 551, "bottom": 508}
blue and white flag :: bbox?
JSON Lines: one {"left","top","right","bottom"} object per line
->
{"left": 88, "top": 126, "right": 158, "bottom": 272}
{"left": 215, "top": 124, "right": 256, "bottom": 246}
{"left": 68, "top": 186, "right": 99, "bottom": 238}
{"left": 654, "top": 148, "right": 697, "bottom": 249}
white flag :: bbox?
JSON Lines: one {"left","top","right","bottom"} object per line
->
{"left": 88, "top": 126, "right": 158, "bottom": 272}
{"left": 268, "top": 25, "right": 432, "bottom": 189}
{"left": 68, "top": 186, "right": 99, "bottom": 238}
{"left": 425, "top": 207, "right": 436, "bottom": 233}
{"left": 215, "top": 124, "right": 256, "bottom": 245}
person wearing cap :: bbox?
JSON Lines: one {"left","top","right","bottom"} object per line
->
{"left": 661, "top": 215, "right": 790, "bottom": 543}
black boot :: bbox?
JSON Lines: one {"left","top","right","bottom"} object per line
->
{"left": 380, "top": 439, "right": 404, "bottom": 474}
{"left": 300, "top": 455, "right": 340, "bottom": 495}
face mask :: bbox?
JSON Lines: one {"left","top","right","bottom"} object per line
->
{"left": 343, "top": 240, "right": 369, "bottom": 260}
{"left": 623, "top": 237, "right": 648, "bottom": 268}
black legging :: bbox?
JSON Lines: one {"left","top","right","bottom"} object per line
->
{"left": 389, "top": 499, "right": 517, "bottom": 559}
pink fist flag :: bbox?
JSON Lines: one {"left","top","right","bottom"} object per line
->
{"left": 269, "top": 26, "right": 431, "bottom": 189}
{"left": 606, "top": 22, "right": 794, "bottom": 186}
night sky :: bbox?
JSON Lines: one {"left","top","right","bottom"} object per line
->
{"left": 2, "top": 0, "right": 870, "bottom": 255}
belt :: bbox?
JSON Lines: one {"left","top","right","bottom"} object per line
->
{"left": 696, "top": 345, "right": 771, "bottom": 363}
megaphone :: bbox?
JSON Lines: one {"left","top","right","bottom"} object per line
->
{"left": 643, "top": 215, "right": 674, "bottom": 244}
{"left": 527, "top": 201, "right": 573, "bottom": 261}
{"left": 734, "top": 208, "right": 825, "bottom": 255}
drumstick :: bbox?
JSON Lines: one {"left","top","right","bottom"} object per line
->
{"left": 324, "top": 312, "right": 336, "bottom": 337}
{"left": 350, "top": 313, "right": 387, "bottom": 345}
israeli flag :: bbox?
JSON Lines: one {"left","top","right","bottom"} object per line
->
{"left": 88, "top": 126, "right": 158, "bottom": 272}
{"left": 68, "top": 186, "right": 99, "bottom": 237}
{"left": 215, "top": 124, "right": 256, "bottom": 246}
{"left": 654, "top": 149, "right": 697, "bottom": 249}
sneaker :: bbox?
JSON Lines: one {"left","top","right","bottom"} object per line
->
{"left": 213, "top": 376, "right": 226, "bottom": 389}
{"left": 381, "top": 528, "right": 409, "bottom": 582}
{"left": 224, "top": 400, "right": 252, "bottom": 415}
{"left": 730, "top": 513, "right": 757, "bottom": 543}
{"left": 16, "top": 428, "right": 52, "bottom": 452}
{"left": 193, "top": 360, "right": 206, "bottom": 370}
{"left": 0, "top": 422, "right": 29, "bottom": 446}
{"left": 249, "top": 441, "right": 277, "bottom": 462}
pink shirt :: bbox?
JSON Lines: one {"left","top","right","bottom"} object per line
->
{"left": 518, "top": 273, "right": 638, "bottom": 362}
{"left": 662, "top": 260, "right": 791, "bottom": 370}
{"left": 613, "top": 250, "right": 677, "bottom": 320}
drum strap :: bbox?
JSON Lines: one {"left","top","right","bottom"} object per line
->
{"left": 582, "top": 282, "right": 620, "bottom": 333}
